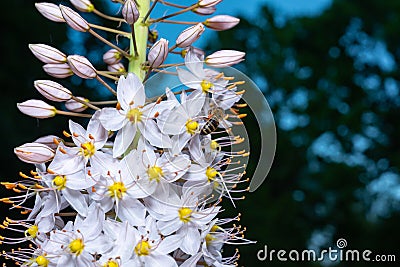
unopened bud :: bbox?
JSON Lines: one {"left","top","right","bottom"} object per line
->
{"left": 65, "top": 97, "right": 89, "bottom": 112}
{"left": 103, "top": 49, "right": 122, "bottom": 65}
{"left": 122, "top": 0, "right": 139, "bottom": 24}
{"left": 107, "top": 63, "right": 126, "bottom": 73}
{"left": 204, "top": 15, "right": 240, "bottom": 31}
{"left": 176, "top": 23, "right": 205, "bottom": 48}
{"left": 14, "top": 143, "right": 55, "bottom": 164}
{"left": 29, "top": 44, "right": 67, "bottom": 64}
{"left": 205, "top": 50, "right": 245, "bottom": 68}
{"left": 35, "top": 2, "right": 65, "bottom": 23}
{"left": 34, "top": 135, "right": 62, "bottom": 150}
{"left": 70, "top": 0, "right": 95, "bottom": 12}
{"left": 67, "top": 55, "right": 97, "bottom": 79}
{"left": 198, "top": 0, "right": 222, "bottom": 7}
{"left": 59, "top": 4, "right": 90, "bottom": 32}
{"left": 17, "top": 100, "right": 57, "bottom": 119}
{"left": 43, "top": 63, "right": 73, "bottom": 78}
{"left": 34, "top": 80, "right": 72, "bottom": 102}
{"left": 193, "top": 6, "right": 216, "bottom": 15}
{"left": 148, "top": 38, "right": 169, "bottom": 68}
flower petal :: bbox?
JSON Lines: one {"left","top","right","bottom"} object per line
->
{"left": 98, "top": 107, "right": 126, "bottom": 131}
{"left": 138, "top": 120, "right": 172, "bottom": 148}
{"left": 113, "top": 123, "right": 137, "bottom": 158}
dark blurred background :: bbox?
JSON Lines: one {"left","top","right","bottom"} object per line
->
{"left": 1, "top": 0, "right": 400, "bottom": 266}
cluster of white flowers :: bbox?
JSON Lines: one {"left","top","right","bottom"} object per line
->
{"left": 1, "top": 0, "right": 254, "bottom": 266}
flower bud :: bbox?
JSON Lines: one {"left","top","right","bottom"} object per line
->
{"left": 198, "top": 0, "right": 222, "bottom": 7}
{"left": 67, "top": 55, "right": 97, "bottom": 79}
{"left": 148, "top": 38, "right": 169, "bottom": 68}
{"left": 107, "top": 63, "right": 126, "bottom": 73}
{"left": 29, "top": 44, "right": 67, "bottom": 64}
{"left": 193, "top": 6, "right": 216, "bottom": 15}
{"left": 34, "top": 80, "right": 72, "bottom": 102}
{"left": 70, "top": 0, "right": 95, "bottom": 12}
{"left": 43, "top": 63, "right": 73, "bottom": 78}
{"left": 65, "top": 97, "right": 88, "bottom": 112}
{"left": 176, "top": 23, "right": 205, "bottom": 48}
{"left": 35, "top": 135, "right": 62, "bottom": 150}
{"left": 205, "top": 50, "right": 245, "bottom": 68}
{"left": 35, "top": 2, "right": 65, "bottom": 23}
{"left": 14, "top": 143, "right": 55, "bottom": 164}
{"left": 17, "top": 100, "right": 57, "bottom": 119}
{"left": 59, "top": 4, "right": 90, "bottom": 32}
{"left": 122, "top": 0, "right": 139, "bottom": 24}
{"left": 103, "top": 49, "right": 122, "bottom": 65}
{"left": 203, "top": 15, "right": 240, "bottom": 31}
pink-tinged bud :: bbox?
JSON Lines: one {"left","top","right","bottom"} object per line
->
{"left": 29, "top": 44, "right": 67, "bottom": 64}
{"left": 205, "top": 50, "right": 245, "bottom": 68}
{"left": 122, "top": 0, "right": 139, "bottom": 24}
{"left": 204, "top": 15, "right": 240, "bottom": 31}
{"left": 59, "top": 5, "right": 90, "bottom": 32}
{"left": 107, "top": 63, "right": 126, "bottom": 73}
{"left": 65, "top": 97, "right": 88, "bottom": 112}
{"left": 35, "top": 2, "right": 65, "bottom": 23}
{"left": 198, "top": 0, "right": 222, "bottom": 7}
{"left": 35, "top": 135, "right": 62, "bottom": 150}
{"left": 34, "top": 80, "right": 72, "bottom": 102}
{"left": 103, "top": 49, "right": 122, "bottom": 65}
{"left": 14, "top": 143, "right": 55, "bottom": 164}
{"left": 17, "top": 100, "right": 57, "bottom": 119}
{"left": 148, "top": 38, "right": 169, "bottom": 68}
{"left": 70, "top": 0, "right": 95, "bottom": 12}
{"left": 43, "top": 63, "right": 73, "bottom": 78}
{"left": 67, "top": 55, "right": 97, "bottom": 79}
{"left": 176, "top": 23, "right": 205, "bottom": 48}
{"left": 193, "top": 6, "right": 216, "bottom": 15}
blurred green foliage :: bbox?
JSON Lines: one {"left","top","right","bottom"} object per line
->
{"left": 207, "top": 0, "right": 400, "bottom": 266}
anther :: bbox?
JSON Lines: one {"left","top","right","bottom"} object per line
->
{"left": 63, "top": 131, "right": 71, "bottom": 138}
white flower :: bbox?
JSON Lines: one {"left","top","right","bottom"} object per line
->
{"left": 90, "top": 150, "right": 147, "bottom": 226}
{"left": 177, "top": 50, "right": 228, "bottom": 95}
{"left": 145, "top": 189, "right": 220, "bottom": 255}
{"left": 125, "top": 216, "right": 181, "bottom": 266}
{"left": 158, "top": 89, "right": 205, "bottom": 155}
{"left": 41, "top": 170, "right": 92, "bottom": 216}
{"left": 128, "top": 140, "right": 191, "bottom": 197}
{"left": 99, "top": 73, "right": 172, "bottom": 157}
{"left": 48, "top": 112, "right": 113, "bottom": 175}
{"left": 43, "top": 204, "right": 112, "bottom": 266}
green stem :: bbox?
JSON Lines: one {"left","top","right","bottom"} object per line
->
{"left": 128, "top": 0, "right": 150, "bottom": 81}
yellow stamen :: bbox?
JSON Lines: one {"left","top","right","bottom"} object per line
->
{"left": 35, "top": 255, "right": 49, "bottom": 267}
{"left": 81, "top": 142, "right": 96, "bottom": 158}
{"left": 126, "top": 108, "right": 143, "bottom": 123}
{"left": 210, "top": 140, "right": 220, "bottom": 151}
{"left": 108, "top": 182, "right": 127, "bottom": 199}
{"left": 52, "top": 175, "right": 67, "bottom": 190}
{"left": 178, "top": 207, "right": 193, "bottom": 223}
{"left": 185, "top": 119, "right": 199, "bottom": 135}
{"left": 147, "top": 166, "right": 163, "bottom": 182}
{"left": 25, "top": 225, "right": 38, "bottom": 238}
{"left": 134, "top": 240, "right": 151, "bottom": 256}
{"left": 69, "top": 238, "right": 85, "bottom": 255}
{"left": 201, "top": 79, "right": 213, "bottom": 93}
{"left": 103, "top": 260, "right": 119, "bottom": 267}
{"left": 206, "top": 167, "right": 218, "bottom": 183}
